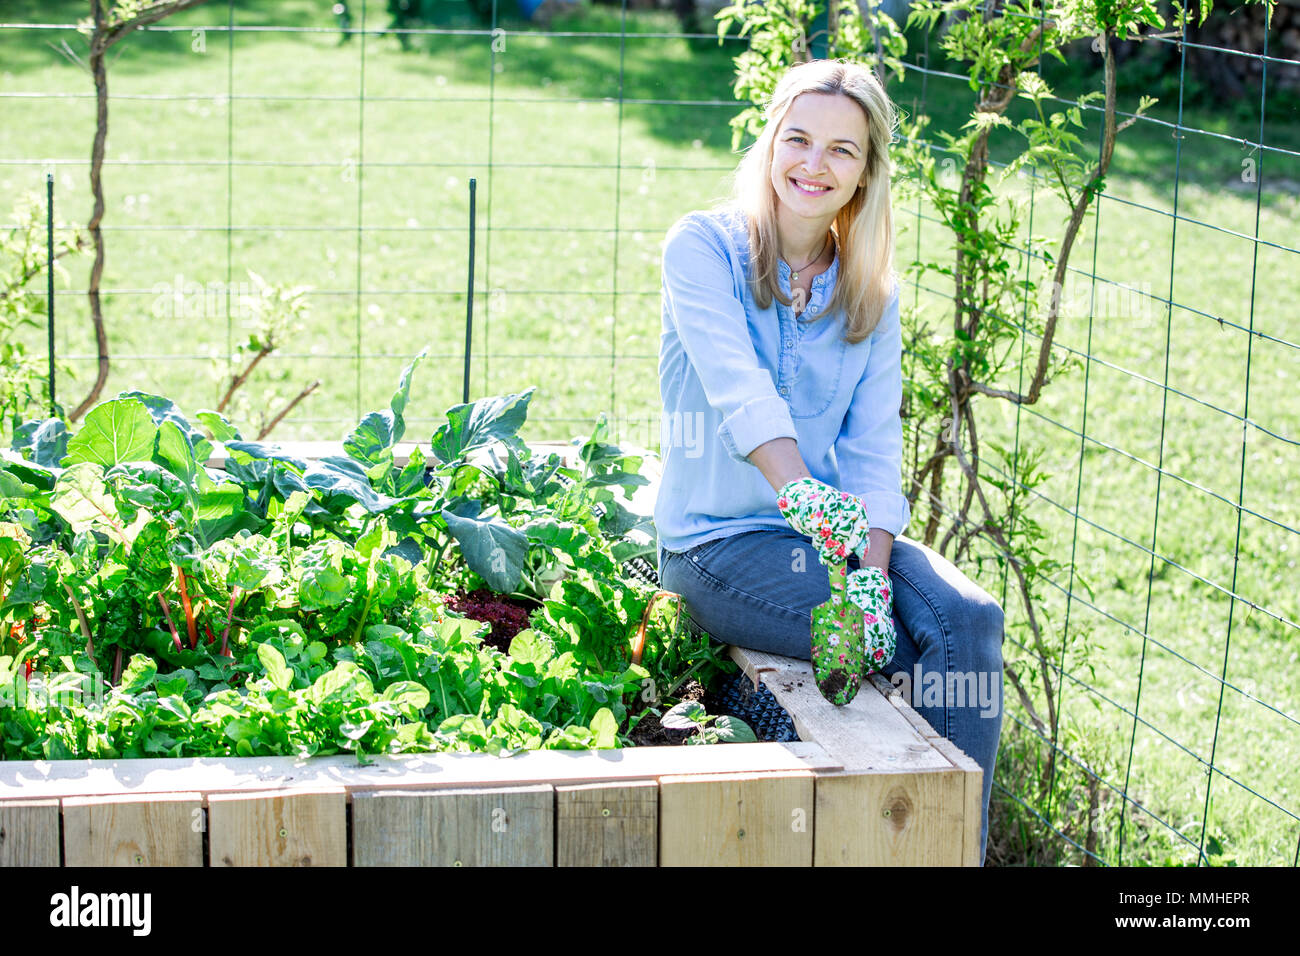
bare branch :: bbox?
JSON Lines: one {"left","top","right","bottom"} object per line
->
{"left": 217, "top": 345, "right": 273, "bottom": 413}
{"left": 1005, "top": 664, "right": 1048, "bottom": 736}
{"left": 256, "top": 380, "right": 321, "bottom": 440}
{"left": 70, "top": 0, "right": 212, "bottom": 420}
{"left": 100, "top": 0, "right": 211, "bottom": 50}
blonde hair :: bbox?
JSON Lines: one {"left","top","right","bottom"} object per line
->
{"left": 723, "top": 59, "right": 899, "bottom": 345}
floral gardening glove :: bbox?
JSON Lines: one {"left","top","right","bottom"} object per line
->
{"left": 776, "top": 477, "right": 872, "bottom": 568}
{"left": 845, "top": 565, "right": 898, "bottom": 677}
{"left": 778, "top": 478, "right": 873, "bottom": 704}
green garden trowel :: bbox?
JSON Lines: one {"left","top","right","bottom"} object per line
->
{"left": 810, "top": 558, "right": 865, "bottom": 705}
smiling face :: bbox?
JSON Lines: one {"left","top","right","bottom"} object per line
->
{"left": 769, "top": 92, "right": 871, "bottom": 219}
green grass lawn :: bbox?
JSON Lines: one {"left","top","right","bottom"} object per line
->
{"left": 1, "top": 0, "right": 1296, "bottom": 865}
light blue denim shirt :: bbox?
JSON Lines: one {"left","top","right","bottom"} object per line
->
{"left": 654, "top": 201, "right": 912, "bottom": 557}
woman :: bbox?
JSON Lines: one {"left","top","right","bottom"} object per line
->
{"left": 653, "top": 59, "right": 1005, "bottom": 865}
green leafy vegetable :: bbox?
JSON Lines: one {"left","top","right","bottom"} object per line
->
{"left": 0, "top": 355, "right": 740, "bottom": 760}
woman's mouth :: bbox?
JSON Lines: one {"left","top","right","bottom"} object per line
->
{"left": 791, "top": 178, "right": 832, "bottom": 196}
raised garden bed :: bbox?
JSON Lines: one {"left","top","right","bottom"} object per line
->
{"left": 0, "top": 643, "right": 981, "bottom": 866}
{"left": 0, "top": 365, "right": 982, "bottom": 865}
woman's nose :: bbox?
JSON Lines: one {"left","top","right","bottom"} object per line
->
{"left": 803, "top": 150, "right": 827, "bottom": 175}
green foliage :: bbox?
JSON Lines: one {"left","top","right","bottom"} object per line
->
{"left": 0, "top": 192, "right": 82, "bottom": 444}
{"left": 662, "top": 698, "right": 758, "bottom": 745}
{"left": 0, "top": 354, "right": 735, "bottom": 758}
{"left": 714, "top": 0, "right": 905, "bottom": 151}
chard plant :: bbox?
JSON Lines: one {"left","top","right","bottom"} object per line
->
{"left": 0, "top": 352, "right": 736, "bottom": 759}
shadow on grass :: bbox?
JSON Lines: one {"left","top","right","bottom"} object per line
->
{"left": 892, "top": 31, "right": 1300, "bottom": 217}
{"left": 0, "top": 0, "right": 749, "bottom": 154}
{"left": 4, "top": 1, "right": 1296, "bottom": 205}
{"left": 369, "top": 5, "right": 749, "bottom": 154}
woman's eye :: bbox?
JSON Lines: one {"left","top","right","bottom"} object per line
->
{"left": 789, "top": 136, "right": 852, "bottom": 156}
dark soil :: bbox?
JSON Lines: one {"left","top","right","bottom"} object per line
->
{"left": 626, "top": 672, "right": 785, "bottom": 747}
{"left": 818, "top": 669, "right": 847, "bottom": 701}
{"left": 628, "top": 678, "right": 707, "bottom": 746}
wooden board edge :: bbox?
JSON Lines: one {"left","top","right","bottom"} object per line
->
{"left": 0, "top": 741, "right": 842, "bottom": 802}
{"left": 204, "top": 785, "right": 349, "bottom": 803}
{"left": 658, "top": 767, "right": 817, "bottom": 785}
{"left": 61, "top": 791, "right": 204, "bottom": 808}
{"left": 351, "top": 783, "right": 555, "bottom": 799}
{"left": 867, "top": 671, "right": 902, "bottom": 699}
{"left": 554, "top": 779, "right": 658, "bottom": 795}
{"left": 726, "top": 645, "right": 792, "bottom": 687}
{"left": 927, "top": 734, "right": 982, "bottom": 774}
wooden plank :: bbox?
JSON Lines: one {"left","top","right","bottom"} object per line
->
{"left": 872, "top": 654, "right": 989, "bottom": 886}
{"left": 62, "top": 793, "right": 202, "bottom": 867}
{"left": 887, "top": 692, "right": 944, "bottom": 740}
{"left": 759, "top": 667, "right": 951, "bottom": 773}
{"left": 814, "top": 769, "right": 968, "bottom": 866}
{"left": 733, "top": 650, "right": 941, "bottom": 748}
{"left": 0, "top": 742, "right": 839, "bottom": 801}
{"left": 867, "top": 671, "right": 902, "bottom": 700}
{"left": 0, "top": 799, "right": 60, "bottom": 866}
{"left": 867, "top": 672, "right": 944, "bottom": 739}
{"left": 727, "top": 645, "right": 793, "bottom": 688}
{"left": 352, "top": 785, "right": 553, "bottom": 866}
{"left": 928, "top": 733, "right": 981, "bottom": 773}
{"left": 928, "top": 735, "right": 984, "bottom": 867}
{"left": 556, "top": 780, "right": 657, "bottom": 867}
{"left": 207, "top": 789, "right": 346, "bottom": 867}
{"left": 659, "top": 770, "right": 814, "bottom": 866}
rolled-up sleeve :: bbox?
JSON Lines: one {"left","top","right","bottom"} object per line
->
{"left": 662, "top": 215, "right": 798, "bottom": 463}
{"left": 835, "top": 285, "right": 911, "bottom": 538}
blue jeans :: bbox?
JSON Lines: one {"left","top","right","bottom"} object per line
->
{"left": 658, "top": 528, "right": 1005, "bottom": 866}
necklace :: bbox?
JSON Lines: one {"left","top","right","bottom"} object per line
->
{"left": 784, "top": 232, "right": 831, "bottom": 282}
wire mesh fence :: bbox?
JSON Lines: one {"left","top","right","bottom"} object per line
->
{"left": 0, "top": 0, "right": 1295, "bottom": 865}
